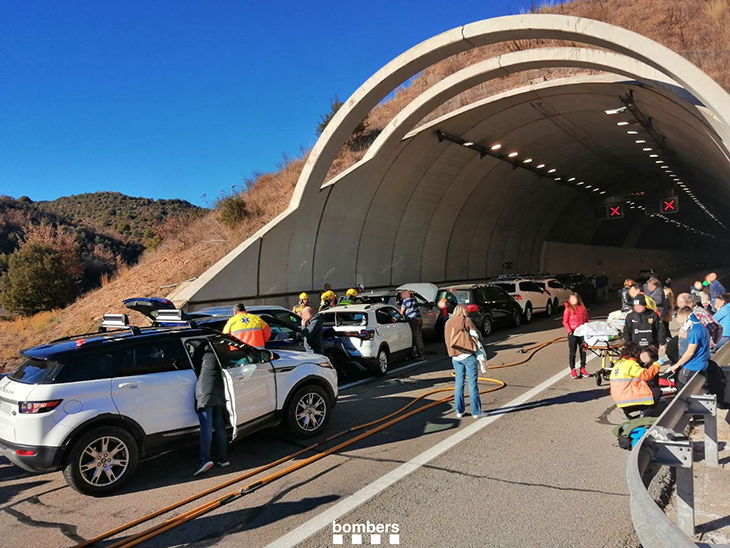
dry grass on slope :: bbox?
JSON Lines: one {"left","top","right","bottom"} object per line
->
{"left": 3, "top": 0, "right": 729, "bottom": 368}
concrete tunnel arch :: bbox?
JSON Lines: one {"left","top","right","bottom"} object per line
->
{"left": 171, "top": 14, "right": 730, "bottom": 309}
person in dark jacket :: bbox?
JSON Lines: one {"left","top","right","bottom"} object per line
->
{"left": 619, "top": 279, "right": 635, "bottom": 312}
{"left": 193, "top": 342, "right": 229, "bottom": 476}
{"left": 643, "top": 276, "right": 664, "bottom": 317}
{"left": 624, "top": 295, "right": 666, "bottom": 350}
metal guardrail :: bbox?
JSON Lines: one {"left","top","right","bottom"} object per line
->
{"left": 627, "top": 345, "right": 729, "bottom": 548}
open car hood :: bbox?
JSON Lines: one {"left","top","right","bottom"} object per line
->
{"left": 123, "top": 297, "right": 177, "bottom": 321}
{"left": 396, "top": 283, "right": 438, "bottom": 303}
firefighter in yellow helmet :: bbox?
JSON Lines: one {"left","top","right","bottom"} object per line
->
{"left": 320, "top": 290, "right": 336, "bottom": 312}
{"left": 339, "top": 288, "right": 359, "bottom": 306}
{"left": 292, "top": 292, "right": 310, "bottom": 315}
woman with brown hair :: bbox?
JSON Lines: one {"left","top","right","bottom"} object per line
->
{"left": 562, "top": 292, "right": 589, "bottom": 379}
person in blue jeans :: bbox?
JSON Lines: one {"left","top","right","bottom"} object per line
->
{"left": 712, "top": 293, "right": 730, "bottom": 351}
{"left": 193, "top": 342, "right": 230, "bottom": 476}
{"left": 670, "top": 306, "right": 711, "bottom": 390}
{"left": 444, "top": 304, "right": 487, "bottom": 418}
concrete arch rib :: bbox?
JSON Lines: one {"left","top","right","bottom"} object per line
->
{"left": 296, "top": 14, "right": 730, "bottom": 206}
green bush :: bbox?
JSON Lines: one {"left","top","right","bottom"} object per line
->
{"left": 0, "top": 243, "right": 79, "bottom": 316}
{"left": 218, "top": 195, "right": 248, "bottom": 229}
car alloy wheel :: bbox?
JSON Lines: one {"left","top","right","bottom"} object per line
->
{"left": 524, "top": 304, "right": 533, "bottom": 323}
{"left": 295, "top": 392, "right": 327, "bottom": 432}
{"left": 78, "top": 435, "right": 129, "bottom": 487}
{"left": 378, "top": 349, "right": 389, "bottom": 374}
{"left": 546, "top": 300, "right": 553, "bottom": 316}
{"left": 482, "top": 316, "right": 492, "bottom": 336}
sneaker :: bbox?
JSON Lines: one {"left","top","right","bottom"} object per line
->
{"left": 472, "top": 411, "right": 490, "bottom": 418}
{"left": 580, "top": 367, "right": 589, "bottom": 378}
{"left": 216, "top": 461, "right": 230, "bottom": 468}
{"left": 455, "top": 412, "right": 464, "bottom": 418}
{"left": 570, "top": 369, "right": 579, "bottom": 379}
{"left": 193, "top": 461, "right": 214, "bottom": 477}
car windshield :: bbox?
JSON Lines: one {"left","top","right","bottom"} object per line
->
{"left": 9, "top": 357, "right": 63, "bottom": 385}
{"left": 437, "top": 290, "right": 472, "bottom": 304}
{"left": 194, "top": 306, "right": 234, "bottom": 317}
{"left": 321, "top": 312, "right": 367, "bottom": 327}
{"left": 493, "top": 282, "right": 516, "bottom": 293}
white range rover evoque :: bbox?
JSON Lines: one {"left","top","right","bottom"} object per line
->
{"left": 0, "top": 314, "right": 338, "bottom": 496}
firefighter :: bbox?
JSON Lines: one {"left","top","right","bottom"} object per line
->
{"left": 339, "top": 288, "right": 359, "bottom": 306}
{"left": 222, "top": 303, "right": 271, "bottom": 347}
{"left": 319, "top": 290, "right": 336, "bottom": 312}
{"left": 293, "top": 293, "right": 310, "bottom": 315}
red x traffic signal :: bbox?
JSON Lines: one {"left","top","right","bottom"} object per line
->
{"left": 661, "top": 196, "right": 679, "bottom": 214}
{"left": 608, "top": 205, "right": 624, "bottom": 219}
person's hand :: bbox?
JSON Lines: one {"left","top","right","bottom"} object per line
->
{"left": 659, "top": 344, "right": 666, "bottom": 354}
{"left": 669, "top": 364, "right": 680, "bottom": 374}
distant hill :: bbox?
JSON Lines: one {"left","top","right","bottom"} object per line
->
{"left": 0, "top": 192, "right": 203, "bottom": 291}
{"left": 36, "top": 192, "right": 202, "bottom": 242}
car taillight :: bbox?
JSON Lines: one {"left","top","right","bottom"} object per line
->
{"left": 18, "top": 400, "right": 63, "bottom": 414}
{"left": 359, "top": 329, "right": 375, "bottom": 341}
{"left": 513, "top": 295, "right": 522, "bottom": 300}
{"left": 466, "top": 304, "right": 479, "bottom": 313}
{"left": 15, "top": 449, "right": 36, "bottom": 456}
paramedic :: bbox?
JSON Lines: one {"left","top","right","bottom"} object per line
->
{"left": 223, "top": 303, "right": 272, "bottom": 347}
{"left": 610, "top": 342, "right": 661, "bottom": 418}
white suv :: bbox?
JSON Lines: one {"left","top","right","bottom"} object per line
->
{"left": 490, "top": 277, "right": 554, "bottom": 322}
{"left": 319, "top": 304, "right": 414, "bottom": 376}
{"left": 529, "top": 277, "right": 572, "bottom": 312}
{"left": 0, "top": 315, "right": 338, "bottom": 496}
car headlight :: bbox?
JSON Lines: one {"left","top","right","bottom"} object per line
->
{"left": 317, "top": 358, "right": 334, "bottom": 369}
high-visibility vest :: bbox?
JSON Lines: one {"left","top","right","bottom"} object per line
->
{"left": 609, "top": 358, "right": 659, "bottom": 408}
{"left": 223, "top": 313, "right": 271, "bottom": 347}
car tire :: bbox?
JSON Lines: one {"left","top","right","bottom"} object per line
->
{"left": 324, "top": 348, "right": 349, "bottom": 379}
{"left": 545, "top": 300, "right": 554, "bottom": 316}
{"left": 512, "top": 309, "right": 522, "bottom": 327}
{"left": 553, "top": 298, "right": 560, "bottom": 311}
{"left": 523, "top": 303, "right": 533, "bottom": 323}
{"left": 481, "top": 316, "right": 492, "bottom": 337}
{"left": 372, "top": 346, "right": 390, "bottom": 377}
{"left": 285, "top": 384, "right": 332, "bottom": 438}
{"left": 63, "top": 425, "right": 139, "bottom": 497}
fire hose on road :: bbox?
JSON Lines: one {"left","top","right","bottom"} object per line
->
{"left": 76, "top": 337, "right": 565, "bottom": 548}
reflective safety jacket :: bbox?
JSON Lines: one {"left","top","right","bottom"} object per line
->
{"left": 610, "top": 358, "right": 660, "bottom": 408}
{"left": 223, "top": 313, "right": 271, "bottom": 347}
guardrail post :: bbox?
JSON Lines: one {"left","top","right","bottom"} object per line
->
{"left": 686, "top": 394, "right": 718, "bottom": 467}
{"left": 648, "top": 438, "right": 695, "bottom": 537}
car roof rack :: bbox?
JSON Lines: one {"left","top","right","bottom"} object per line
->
{"left": 100, "top": 314, "right": 141, "bottom": 335}
{"left": 153, "top": 308, "right": 198, "bottom": 328}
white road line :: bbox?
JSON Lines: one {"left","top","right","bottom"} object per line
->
{"left": 264, "top": 353, "right": 598, "bottom": 548}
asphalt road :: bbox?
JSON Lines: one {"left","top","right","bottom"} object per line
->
{"left": 0, "top": 273, "right": 717, "bottom": 548}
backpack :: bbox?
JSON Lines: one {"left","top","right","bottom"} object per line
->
{"left": 705, "top": 360, "right": 727, "bottom": 406}
{"left": 613, "top": 417, "right": 656, "bottom": 450}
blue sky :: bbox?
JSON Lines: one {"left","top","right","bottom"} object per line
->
{"left": 0, "top": 1, "right": 536, "bottom": 207}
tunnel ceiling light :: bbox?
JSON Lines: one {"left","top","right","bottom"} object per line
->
{"left": 548, "top": 168, "right": 557, "bottom": 173}
{"left": 650, "top": 154, "right": 659, "bottom": 158}
{"left": 605, "top": 107, "right": 627, "bottom": 115}
{"left": 656, "top": 160, "right": 664, "bottom": 164}
{"left": 617, "top": 121, "right": 630, "bottom": 126}
{"left": 537, "top": 163, "right": 545, "bottom": 169}
{"left": 568, "top": 177, "right": 576, "bottom": 182}
{"left": 636, "top": 140, "right": 647, "bottom": 144}
{"left": 462, "top": 141, "right": 474, "bottom": 147}
{"left": 554, "top": 177, "right": 562, "bottom": 181}
{"left": 592, "top": 188, "right": 600, "bottom": 192}
{"left": 523, "top": 158, "right": 533, "bottom": 163}
{"left": 643, "top": 148, "right": 652, "bottom": 151}
{"left": 627, "top": 131, "right": 639, "bottom": 135}
{"left": 490, "top": 144, "right": 502, "bottom": 150}
{"left": 585, "top": 185, "right": 592, "bottom": 189}
{"left": 577, "top": 181, "right": 585, "bottom": 186}
{"left": 508, "top": 151, "right": 518, "bottom": 157}
{"left": 600, "top": 191, "right": 606, "bottom": 194}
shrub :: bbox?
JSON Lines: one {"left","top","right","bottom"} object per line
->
{"left": 0, "top": 243, "right": 79, "bottom": 316}
{"left": 218, "top": 195, "right": 248, "bottom": 229}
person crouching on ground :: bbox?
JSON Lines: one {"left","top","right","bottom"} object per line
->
{"left": 610, "top": 342, "right": 661, "bottom": 419}
{"left": 563, "top": 292, "right": 589, "bottom": 379}
{"left": 445, "top": 304, "right": 487, "bottom": 419}
{"left": 193, "top": 341, "right": 229, "bottom": 476}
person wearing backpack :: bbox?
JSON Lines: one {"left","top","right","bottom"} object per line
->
{"left": 445, "top": 304, "right": 488, "bottom": 419}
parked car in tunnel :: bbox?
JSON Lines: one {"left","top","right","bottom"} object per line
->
{"left": 355, "top": 283, "right": 440, "bottom": 335}
{"left": 436, "top": 284, "right": 523, "bottom": 335}
{"left": 553, "top": 274, "right": 597, "bottom": 304}
{"left": 318, "top": 304, "right": 414, "bottom": 377}
{"left": 528, "top": 277, "right": 572, "bottom": 311}
{"left": 491, "top": 277, "right": 553, "bottom": 321}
